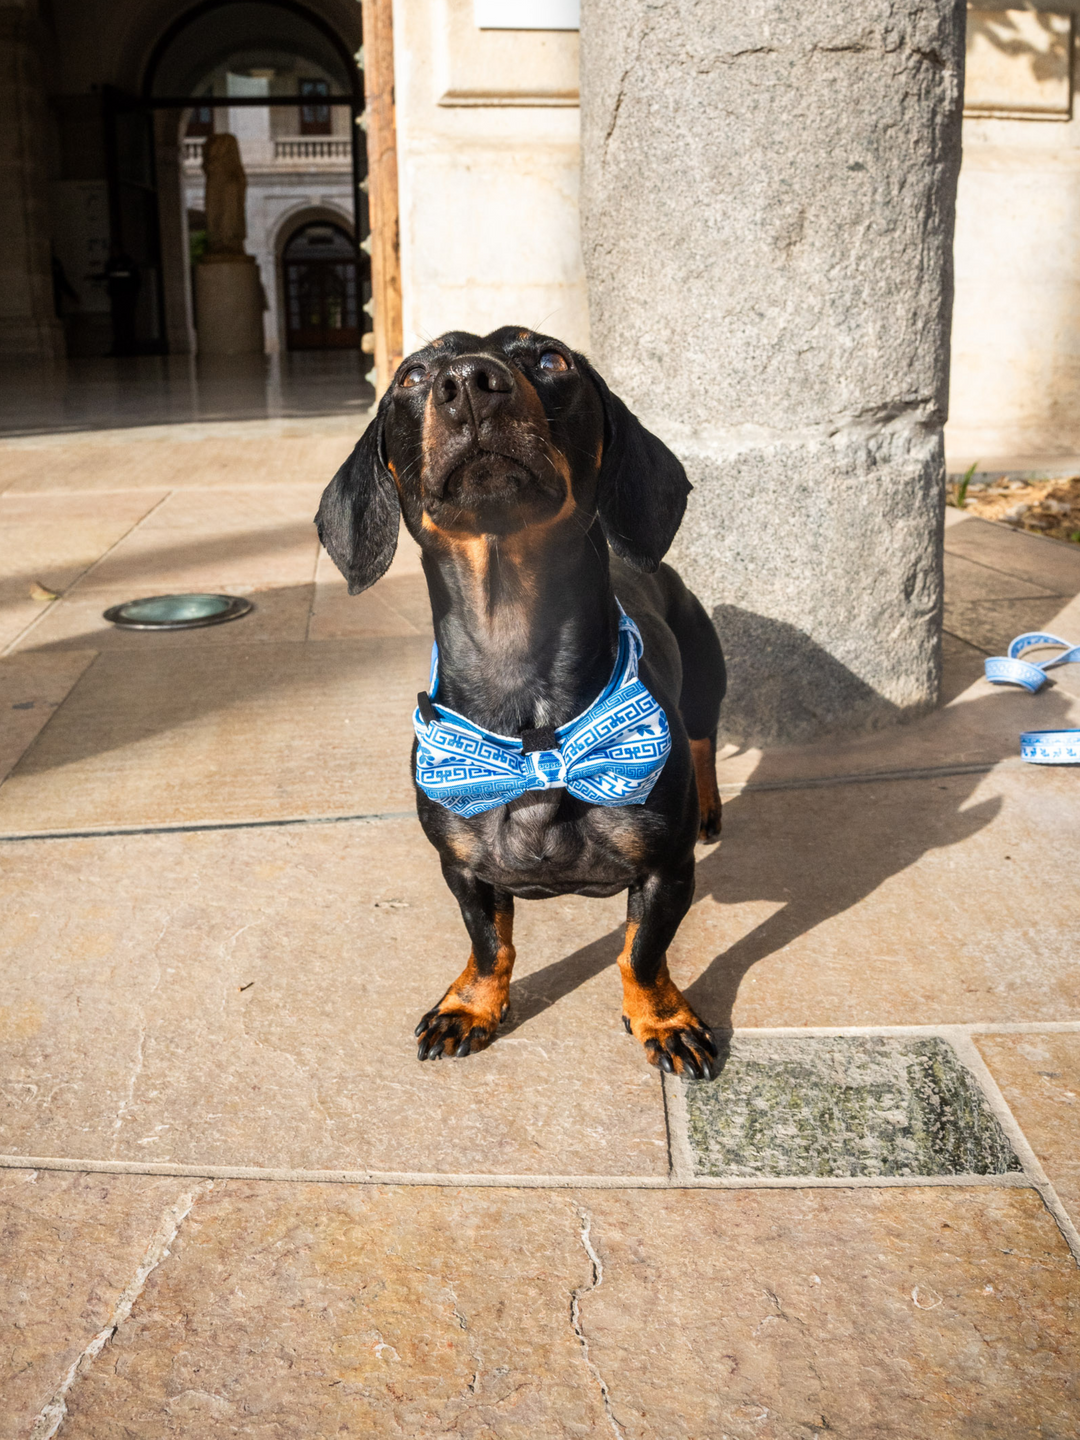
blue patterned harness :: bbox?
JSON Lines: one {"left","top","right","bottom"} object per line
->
{"left": 412, "top": 608, "right": 671, "bottom": 818}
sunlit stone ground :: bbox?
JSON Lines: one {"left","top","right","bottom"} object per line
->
{"left": 1, "top": 421, "right": 1078, "bottom": 1438}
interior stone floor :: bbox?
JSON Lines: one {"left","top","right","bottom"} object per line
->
{"left": 0, "top": 352, "right": 374, "bottom": 438}
{"left": 1, "top": 420, "right": 1079, "bottom": 1439}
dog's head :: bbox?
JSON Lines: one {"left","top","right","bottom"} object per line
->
{"left": 315, "top": 326, "right": 690, "bottom": 594}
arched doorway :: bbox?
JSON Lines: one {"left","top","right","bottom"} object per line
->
{"left": 139, "top": 0, "right": 373, "bottom": 362}
{"left": 282, "top": 220, "right": 363, "bottom": 349}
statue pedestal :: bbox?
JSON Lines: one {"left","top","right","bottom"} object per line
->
{"left": 195, "top": 255, "right": 264, "bottom": 356}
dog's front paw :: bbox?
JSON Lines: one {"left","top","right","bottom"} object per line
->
{"left": 621, "top": 970, "right": 718, "bottom": 1080}
{"left": 415, "top": 958, "right": 511, "bottom": 1060}
{"left": 415, "top": 1000, "right": 505, "bottom": 1060}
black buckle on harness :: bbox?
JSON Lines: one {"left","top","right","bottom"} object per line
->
{"left": 520, "top": 725, "right": 559, "bottom": 753}
{"left": 417, "top": 691, "right": 438, "bottom": 725}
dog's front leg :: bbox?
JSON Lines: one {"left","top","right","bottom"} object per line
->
{"left": 415, "top": 864, "right": 516, "bottom": 1060}
{"left": 619, "top": 862, "right": 718, "bottom": 1080}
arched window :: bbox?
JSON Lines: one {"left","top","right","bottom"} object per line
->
{"left": 282, "top": 221, "right": 360, "bottom": 349}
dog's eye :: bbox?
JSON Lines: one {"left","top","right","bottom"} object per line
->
{"left": 538, "top": 351, "right": 569, "bottom": 374}
{"left": 400, "top": 366, "right": 427, "bottom": 389}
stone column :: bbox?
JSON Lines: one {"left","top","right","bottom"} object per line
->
{"left": 154, "top": 111, "right": 195, "bottom": 356}
{"left": 579, "top": 1, "right": 965, "bottom": 746}
{"left": 0, "top": 2, "right": 64, "bottom": 363}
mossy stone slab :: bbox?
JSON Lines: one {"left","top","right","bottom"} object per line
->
{"left": 684, "top": 1037, "right": 1022, "bottom": 1178}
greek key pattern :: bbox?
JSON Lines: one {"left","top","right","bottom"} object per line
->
{"left": 413, "top": 611, "right": 672, "bottom": 817}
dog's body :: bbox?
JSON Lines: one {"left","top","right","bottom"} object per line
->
{"left": 317, "top": 327, "right": 725, "bottom": 1078}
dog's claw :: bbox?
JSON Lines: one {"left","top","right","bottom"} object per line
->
{"left": 415, "top": 1006, "right": 496, "bottom": 1062}
{"left": 622, "top": 1015, "right": 632, "bottom": 1034}
{"left": 674, "top": 1038, "right": 703, "bottom": 1077}
{"left": 681, "top": 1034, "right": 715, "bottom": 1079}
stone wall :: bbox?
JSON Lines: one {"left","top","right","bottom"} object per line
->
{"left": 947, "top": 4, "right": 1080, "bottom": 465}
{"left": 392, "top": 0, "right": 590, "bottom": 355}
{"left": 580, "top": 0, "right": 965, "bottom": 745}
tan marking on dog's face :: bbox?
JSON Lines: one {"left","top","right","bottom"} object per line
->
{"left": 420, "top": 386, "right": 441, "bottom": 480}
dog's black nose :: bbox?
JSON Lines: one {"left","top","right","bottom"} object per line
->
{"left": 433, "top": 355, "right": 514, "bottom": 424}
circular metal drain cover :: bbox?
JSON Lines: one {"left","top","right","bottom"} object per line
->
{"left": 102, "top": 593, "right": 253, "bottom": 630}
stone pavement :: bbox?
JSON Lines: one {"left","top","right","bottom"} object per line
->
{"left": 1, "top": 423, "right": 1079, "bottom": 1439}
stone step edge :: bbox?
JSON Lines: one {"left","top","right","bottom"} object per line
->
{"left": 0, "top": 759, "right": 1036, "bottom": 845}
{"left": 0, "top": 1154, "right": 1039, "bottom": 1191}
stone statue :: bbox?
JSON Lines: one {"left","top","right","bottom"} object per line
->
{"left": 202, "top": 133, "right": 247, "bottom": 258}
{"left": 195, "top": 130, "right": 263, "bottom": 355}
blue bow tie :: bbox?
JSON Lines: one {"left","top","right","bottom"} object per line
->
{"left": 412, "top": 609, "right": 671, "bottom": 818}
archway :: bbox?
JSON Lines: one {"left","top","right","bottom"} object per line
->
{"left": 137, "top": 0, "right": 373, "bottom": 366}
{"left": 279, "top": 216, "right": 365, "bottom": 351}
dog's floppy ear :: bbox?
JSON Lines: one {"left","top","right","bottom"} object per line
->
{"left": 578, "top": 356, "right": 691, "bottom": 573}
{"left": 315, "top": 401, "right": 400, "bottom": 595}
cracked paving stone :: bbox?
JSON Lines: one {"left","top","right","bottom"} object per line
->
{"left": 0, "top": 1169, "right": 194, "bottom": 1440}
{"left": 35, "top": 1182, "right": 1080, "bottom": 1440}
{"left": 975, "top": 1032, "right": 1080, "bottom": 1220}
{"left": 683, "top": 1036, "right": 1022, "bottom": 1179}
{"left": 0, "top": 821, "right": 667, "bottom": 1176}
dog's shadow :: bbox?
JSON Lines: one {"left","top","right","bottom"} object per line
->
{"left": 504, "top": 685, "right": 1074, "bottom": 1037}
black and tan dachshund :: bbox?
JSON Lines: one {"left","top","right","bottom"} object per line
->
{"left": 316, "top": 327, "right": 726, "bottom": 1079}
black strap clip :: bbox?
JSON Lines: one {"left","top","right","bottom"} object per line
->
{"left": 520, "top": 725, "right": 559, "bottom": 754}
{"left": 417, "top": 691, "right": 439, "bottom": 725}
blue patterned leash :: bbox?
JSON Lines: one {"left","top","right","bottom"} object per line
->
{"left": 984, "top": 631, "right": 1080, "bottom": 692}
{"left": 984, "top": 631, "right": 1080, "bottom": 764}
{"left": 413, "top": 607, "right": 671, "bottom": 818}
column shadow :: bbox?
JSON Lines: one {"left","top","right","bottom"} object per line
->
{"left": 506, "top": 684, "right": 1078, "bottom": 1036}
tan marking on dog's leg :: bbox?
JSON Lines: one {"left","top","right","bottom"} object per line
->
{"left": 690, "top": 736, "right": 722, "bottom": 843}
{"left": 618, "top": 921, "right": 716, "bottom": 1077}
{"left": 419, "top": 906, "right": 516, "bottom": 1058}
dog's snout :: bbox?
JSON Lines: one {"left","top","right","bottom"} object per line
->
{"left": 433, "top": 355, "right": 514, "bottom": 422}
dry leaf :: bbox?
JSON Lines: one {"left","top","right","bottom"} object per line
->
{"left": 29, "top": 582, "right": 60, "bottom": 602}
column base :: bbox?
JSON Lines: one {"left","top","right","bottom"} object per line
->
{"left": 666, "top": 425, "right": 945, "bottom": 747}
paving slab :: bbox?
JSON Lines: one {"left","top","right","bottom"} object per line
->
{"left": 1, "top": 760, "right": 1077, "bottom": 1172}
{"left": 714, "top": 574, "right": 1079, "bottom": 791}
{"left": 939, "top": 630, "right": 992, "bottom": 704}
{"left": 0, "top": 820, "right": 665, "bottom": 1175}
{"left": 309, "top": 539, "right": 432, "bottom": 641}
{"left": 13, "top": 583, "right": 314, "bottom": 654}
{"left": 68, "top": 486, "right": 323, "bottom": 595}
{"left": 712, "top": 676, "right": 1080, "bottom": 791}
{"left": 976, "top": 1033, "right": 1080, "bottom": 1225}
{"left": 943, "top": 549, "right": 1062, "bottom": 602}
{"left": 582, "top": 1186, "right": 1079, "bottom": 1440}
{"left": 0, "top": 1168, "right": 192, "bottom": 1440}
{"left": 0, "top": 638, "right": 427, "bottom": 834}
{"left": 672, "top": 765, "right": 1080, "bottom": 1030}
{"left": 0, "top": 491, "right": 168, "bottom": 651}
{"left": 24, "top": 1181, "right": 1078, "bottom": 1440}
{"left": 944, "top": 595, "right": 1080, "bottom": 658}
{"left": 0, "top": 432, "right": 356, "bottom": 494}
{"left": 682, "top": 1036, "right": 1021, "bottom": 1179}
{"left": 944, "top": 514, "right": 1080, "bottom": 593}
{"left": 0, "top": 649, "right": 97, "bottom": 783}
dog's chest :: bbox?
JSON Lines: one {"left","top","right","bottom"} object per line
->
{"left": 459, "top": 792, "right": 641, "bottom": 898}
